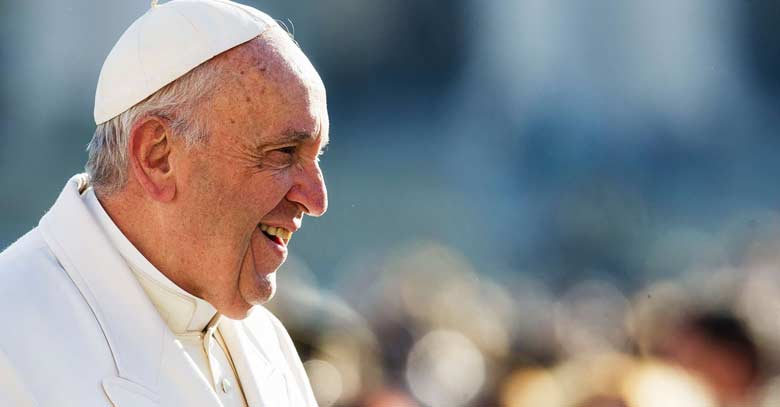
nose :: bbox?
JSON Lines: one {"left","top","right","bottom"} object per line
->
{"left": 287, "top": 161, "right": 328, "bottom": 217}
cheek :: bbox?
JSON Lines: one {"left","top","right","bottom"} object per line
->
{"left": 190, "top": 165, "right": 294, "bottom": 230}
{"left": 250, "top": 175, "right": 293, "bottom": 208}
{"left": 210, "top": 177, "right": 276, "bottom": 223}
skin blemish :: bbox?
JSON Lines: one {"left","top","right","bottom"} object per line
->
{"left": 240, "top": 70, "right": 245, "bottom": 75}
{"left": 246, "top": 96, "right": 251, "bottom": 102}
{"left": 230, "top": 118, "right": 235, "bottom": 124}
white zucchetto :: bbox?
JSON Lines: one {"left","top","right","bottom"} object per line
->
{"left": 94, "top": 0, "right": 275, "bottom": 124}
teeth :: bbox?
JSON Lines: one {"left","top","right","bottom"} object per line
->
{"left": 259, "top": 224, "right": 292, "bottom": 241}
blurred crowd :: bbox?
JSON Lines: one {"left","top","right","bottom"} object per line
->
{"left": 268, "top": 231, "right": 780, "bottom": 407}
{"left": 7, "top": 1, "right": 780, "bottom": 406}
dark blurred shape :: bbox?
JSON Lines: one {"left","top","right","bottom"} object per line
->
{"left": 576, "top": 395, "right": 627, "bottom": 407}
{"left": 741, "top": 1, "right": 780, "bottom": 98}
{"left": 653, "top": 311, "right": 761, "bottom": 406}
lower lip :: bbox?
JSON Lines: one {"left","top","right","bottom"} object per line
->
{"left": 258, "top": 227, "right": 287, "bottom": 255}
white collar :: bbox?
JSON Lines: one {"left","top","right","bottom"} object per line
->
{"left": 83, "top": 187, "right": 218, "bottom": 334}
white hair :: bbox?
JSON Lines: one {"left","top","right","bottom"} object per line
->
{"left": 85, "top": 58, "right": 221, "bottom": 195}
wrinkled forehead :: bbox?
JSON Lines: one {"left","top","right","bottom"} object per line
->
{"left": 206, "top": 27, "right": 328, "bottom": 146}
{"left": 222, "top": 27, "right": 326, "bottom": 104}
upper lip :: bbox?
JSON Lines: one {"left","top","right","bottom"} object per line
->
{"left": 258, "top": 222, "right": 299, "bottom": 234}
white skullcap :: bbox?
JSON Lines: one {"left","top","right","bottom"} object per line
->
{"left": 94, "top": 0, "right": 275, "bottom": 124}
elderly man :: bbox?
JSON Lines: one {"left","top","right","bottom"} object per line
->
{"left": 0, "top": 0, "right": 327, "bottom": 405}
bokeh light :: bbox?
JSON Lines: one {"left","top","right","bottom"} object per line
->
{"left": 405, "top": 330, "right": 486, "bottom": 406}
{"left": 303, "top": 359, "right": 342, "bottom": 407}
{"left": 7, "top": 1, "right": 780, "bottom": 405}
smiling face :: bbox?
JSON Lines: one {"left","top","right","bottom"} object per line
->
{"left": 168, "top": 28, "right": 329, "bottom": 319}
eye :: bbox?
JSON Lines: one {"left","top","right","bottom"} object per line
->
{"left": 265, "top": 145, "right": 297, "bottom": 161}
{"left": 257, "top": 145, "right": 297, "bottom": 170}
{"left": 277, "top": 146, "right": 297, "bottom": 155}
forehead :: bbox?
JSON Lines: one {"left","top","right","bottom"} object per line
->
{"left": 206, "top": 28, "right": 328, "bottom": 147}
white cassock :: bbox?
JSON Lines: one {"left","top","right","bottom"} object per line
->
{"left": 0, "top": 174, "right": 317, "bottom": 407}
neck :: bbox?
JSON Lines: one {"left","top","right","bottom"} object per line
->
{"left": 98, "top": 187, "right": 203, "bottom": 299}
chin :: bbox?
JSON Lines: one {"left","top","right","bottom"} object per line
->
{"left": 245, "top": 270, "right": 277, "bottom": 304}
{"left": 221, "top": 284, "right": 274, "bottom": 320}
{"left": 221, "top": 249, "right": 280, "bottom": 319}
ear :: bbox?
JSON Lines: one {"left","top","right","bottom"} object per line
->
{"left": 128, "top": 116, "right": 176, "bottom": 202}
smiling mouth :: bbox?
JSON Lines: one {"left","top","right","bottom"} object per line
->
{"left": 259, "top": 223, "right": 292, "bottom": 246}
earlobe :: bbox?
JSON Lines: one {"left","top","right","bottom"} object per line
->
{"left": 128, "top": 116, "right": 177, "bottom": 202}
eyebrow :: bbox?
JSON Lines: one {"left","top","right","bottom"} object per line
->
{"left": 276, "top": 129, "right": 330, "bottom": 151}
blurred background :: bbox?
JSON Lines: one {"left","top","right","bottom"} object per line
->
{"left": 4, "top": 0, "right": 780, "bottom": 405}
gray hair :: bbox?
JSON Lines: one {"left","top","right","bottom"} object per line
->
{"left": 85, "top": 58, "right": 221, "bottom": 195}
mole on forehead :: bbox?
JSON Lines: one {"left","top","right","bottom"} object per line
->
{"left": 226, "top": 33, "right": 294, "bottom": 71}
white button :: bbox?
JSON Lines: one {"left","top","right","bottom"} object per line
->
{"left": 221, "top": 378, "right": 232, "bottom": 394}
